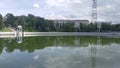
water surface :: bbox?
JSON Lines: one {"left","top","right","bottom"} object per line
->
{"left": 0, "top": 36, "right": 120, "bottom": 68}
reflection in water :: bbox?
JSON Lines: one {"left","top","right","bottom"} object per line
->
{"left": 90, "top": 44, "right": 97, "bottom": 68}
{"left": 0, "top": 36, "right": 120, "bottom": 68}
{"left": 1, "top": 36, "right": 120, "bottom": 53}
{"left": 90, "top": 37, "right": 100, "bottom": 68}
{"left": 16, "top": 34, "right": 22, "bottom": 44}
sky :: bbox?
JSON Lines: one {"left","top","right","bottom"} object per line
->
{"left": 0, "top": 0, "right": 120, "bottom": 22}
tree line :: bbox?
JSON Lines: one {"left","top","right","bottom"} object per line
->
{"left": 0, "top": 13, "right": 120, "bottom": 32}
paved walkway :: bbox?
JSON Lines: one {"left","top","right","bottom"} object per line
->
{"left": 8, "top": 27, "right": 16, "bottom": 32}
{"left": 0, "top": 32, "right": 120, "bottom": 38}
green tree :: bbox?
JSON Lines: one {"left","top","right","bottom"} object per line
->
{"left": 101, "top": 23, "right": 112, "bottom": 32}
{"left": 35, "top": 17, "right": 46, "bottom": 32}
{"left": 4, "top": 13, "right": 15, "bottom": 27}
{"left": 63, "top": 22, "right": 75, "bottom": 32}
{"left": 46, "top": 20, "right": 55, "bottom": 31}
{"left": 26, "top": 14, "right": 36, "bottom": 31}
{"left": 114, "top": 24, "right": 120, "bottom": 31}
{"left": 54, "top": 22, "right": 61, "bottom": 31}
{"left": 0, "top": 14, "right": 4, "bottom": 30}
{"left": 86, "top": 23, "right": 97, "bottom": 32}
{"left": 80, "top": 23, "right": 87, "bottom": 32}
{"left": 15, "top": 16, "right": 27, "bottom": 31}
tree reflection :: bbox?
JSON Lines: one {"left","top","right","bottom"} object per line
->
{"left": 0, "top": 36, "right": 120, "bottom": 54}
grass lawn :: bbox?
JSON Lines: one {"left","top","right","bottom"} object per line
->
{"left": 0, "top": 28, "right": 11, "bottom": 32}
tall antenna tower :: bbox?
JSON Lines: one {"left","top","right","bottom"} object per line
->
{"left": 92, "top": 0, "right": 97, "bottom": 23}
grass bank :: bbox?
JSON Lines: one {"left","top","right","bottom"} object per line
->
{"left": 0, "top": 28, "right": 11, "bottom": 32}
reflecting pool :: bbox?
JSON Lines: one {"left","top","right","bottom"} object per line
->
{"left": 0, "top": 36, "right": 120, "bottom": 68}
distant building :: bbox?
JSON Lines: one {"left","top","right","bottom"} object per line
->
{"left": 52, "top": 20, "right": 89, "bottom": 28}
{"left": 74, "top": 20, "right": 89, "bottom": 28}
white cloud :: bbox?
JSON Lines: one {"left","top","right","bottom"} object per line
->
{"left": 46, "top": 0, "right": 82, "bottom": 7}
{"left": 0, "top": 0, "right": 120, "bottom": 23}
{"left": 105, "top": 4, "right": 115, "bottom": 11}
{"left": 33, "top": 3, "right": 39, "bottom": 8}
{"left": 46, "top": 0, "right": 69, "bottom": 7}
{"left": 0, "top": 2, "right": 10, "bottom": 8}
{"left": 45, "top": 0, "right": 91, "bottom": 20}
{"left": 46, "top": 11, "right": 68, "bottom": 20}
{"left": 0, "top": 3, "right": 4, "bottom": 7}
{"left": 45, "top": 0, "right": 120, "bottom": 22}
{"left": 106, "top": 4, "right": 112, "bottom": 9}
{"left": 72, "top": 0, "right": 82, "bottom": 3}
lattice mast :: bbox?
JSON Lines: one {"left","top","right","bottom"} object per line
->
{"left": 92, "top": 0, "right": 97, "bottom": 23}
